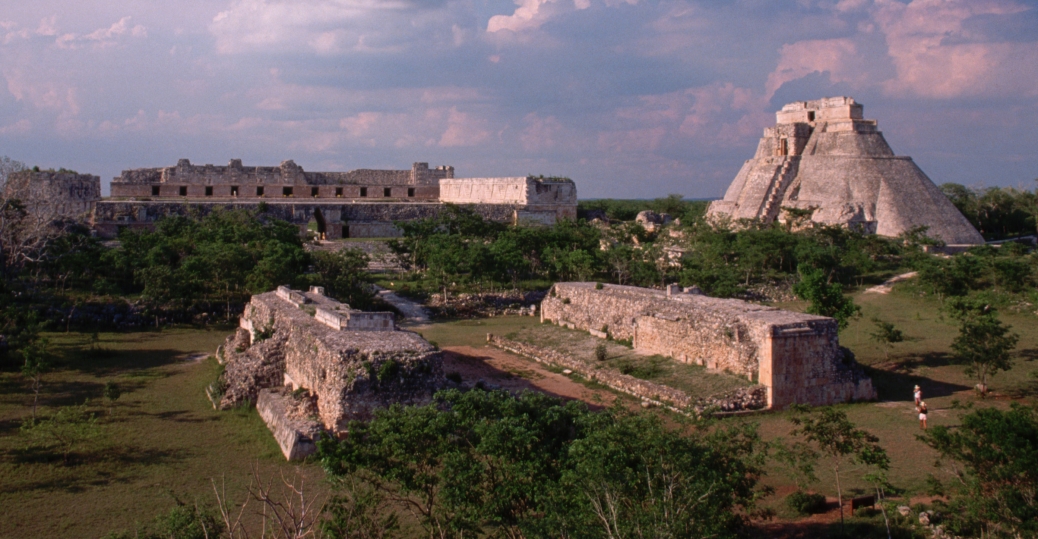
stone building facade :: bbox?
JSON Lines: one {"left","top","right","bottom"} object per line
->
{"left": 95, "top": 159, "right": 578, "bottom": 238}
{"left": 3, "top": 170, "right": 101, "bottom": 222}
{"left": 707, "top": 97, "right": 984, "bottom": 245}
{"left": 540, "top": 282, "right": 876, "bottom": 409}
{"left": 218, "top": 286, "right": 443, "bottom": 459}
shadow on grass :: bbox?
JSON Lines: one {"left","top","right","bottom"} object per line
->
{"left": 2, "top": 444, "right": 191, "bottom": 494}
{"left": 864, "top": 366, "right": 971, "bottom": 402}
{"left": 1019, "top": 348, "right": 1038, "bottom": 362}
{"left": 59, "top": 348, "right": 190, "bottom": 377}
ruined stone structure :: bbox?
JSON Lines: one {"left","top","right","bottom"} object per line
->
{"left": 95, "top": 159, "right": 577, "bottom": 238}
{"left": 217, "top": 286, "right": 443, "bottom": 460}
{"left": 707, "top": 97, "right": 984, "bottom": 245}
{"left": 3, "top": 170, "right": 101, "bottom": 222}
{"left": 540, "top": 282, "right": 875, "bottom": 409}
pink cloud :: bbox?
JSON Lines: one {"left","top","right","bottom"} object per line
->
{"left": 438, "top": 107, "right": 490, "bottom": 147}
{"left": 873, "top": 0, "right": 1038, "bottom": 98}
{"left": 519, "top": 113, "right": 566, "bottom": 152}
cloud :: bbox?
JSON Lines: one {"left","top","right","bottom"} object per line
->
{"left": 872, "top": 0, "right": 1038, "bottom": 98}
{"left": 210, "top": 0, "right": 427, "bottom": 54}
{"left": 438, "top": 107, "right": 490, "bottom": 147}
{"left": 487, "top": 0, "right": 635, "bottom": 33}
{"left": 765, "top": 39, "right": 870, "bottom": 99}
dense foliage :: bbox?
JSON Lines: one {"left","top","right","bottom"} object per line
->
{"left": 388, "top": 204, "right": 916, "bottom": 301}
{"left": 578, "top": 195, "right": 707, "bottom": 222}
{"left": 940, "top": 182, "right": 1037, "bottom": 241}
{"left": 923, "top": 405, "right": 1038, "bottom": 538}
{"left": 319, "top": 389, "right": 766, "bottom": 539}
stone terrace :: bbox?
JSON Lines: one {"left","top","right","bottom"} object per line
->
{"left": 218, "top": 286, "right": 442, "bottom": 459}
{"left": 541, "top": 282, "right": 875, "bottom": 408}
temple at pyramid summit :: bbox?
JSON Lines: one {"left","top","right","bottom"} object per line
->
{"left": 706, "top": 97, "right": 984, "bottom": 245}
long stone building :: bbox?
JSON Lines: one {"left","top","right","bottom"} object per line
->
{"left": 707, "top": 97, "right": 983, "bottom": 245}
{"left": 541, "top": 282, "right": 876, "bottom": 409}
{"left": 94, "top": 159, "right": 577, "bottom": 238}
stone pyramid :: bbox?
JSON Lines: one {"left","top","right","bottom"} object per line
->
{"left": 707, "top": 97, "right": 984, "bottom": 245}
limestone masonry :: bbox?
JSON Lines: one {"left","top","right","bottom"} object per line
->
{"left": 707, "top": 97, "right": 984, "bottom": 245}
{"left": 217, "top": 286, "right": 443, "bottom": 460}
{"left": 3, "top": 170, "right": 101, "bottom": 222}
{"left": 95, "top": 159, "right": 577, "bottom": 238}
{"left": 540, "top": 282, "right": 876, "bottom": 408}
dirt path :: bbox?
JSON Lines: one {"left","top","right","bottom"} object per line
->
{"left": 442, "top": 346, "right": 621, "bottom": 407}
{"left": 374, "top": 285, "right": 430, "bottom": 323}
{"left": 864, "top": 271, "right": 918, "bottom": 295}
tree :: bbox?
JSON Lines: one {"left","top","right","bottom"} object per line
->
{"left": 0, "top": 155, "right": 27, "bottom": 190}
{"left": 789, "top": 406, "right": 889, "bottom": 531}
{"left": 869, "top": 318, "right": 904, "bottom": 360}
{"left": 21, "top": 404, "right": 103, "bottom": 465}
{"left": 793, "top": 267, "right": 860, "bottom": 329}
{"left": 312, "top": 248, "right": 374, "bottom": 309}
{"left": 20, "top": 337, "right": 50, "bottom": 419}
{"left": 947, "top": 299, "right": 1019, "bottom": 396}
{"left": 922, "top": 405, "right": 1038, "bottom": 538}
{"left": 319, "top": 390, "right": 766, "bottom": 539}
{"left": 102, "top": 380, "right": 121, "bottom": 415}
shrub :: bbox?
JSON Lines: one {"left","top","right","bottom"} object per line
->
{"left": 377, "top": 360, "right": 399, "bottom": 382}
{"left": 787, "top": 490, "right": 827, "bottom": 515}
{"left": 594, "top": 343, "right": 608, "bottom": 362}
{"left": 595, "top": 282, "right": 603, "bottom": 290}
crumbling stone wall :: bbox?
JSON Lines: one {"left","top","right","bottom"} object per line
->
{"left": 218, "top": 287, "right": 443, "bottom": 454}
{"left": 3, "top": 170, "right": 100, "bottom": 222}
{"left": 540, "top": 282, "right": 875, "bottom": 408}
{"left": 487, "top": 334, "right": 767, "bottom": 414}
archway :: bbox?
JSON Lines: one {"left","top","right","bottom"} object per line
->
{"left": 308, "top": 208, "right": 328, "bottom": 240}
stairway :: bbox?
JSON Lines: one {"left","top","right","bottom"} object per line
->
{"left": 760, "top": 157, "right": 799, "bottom": 222}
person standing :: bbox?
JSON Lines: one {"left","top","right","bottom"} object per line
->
{"left": 913, "top": 385, "right": 922, "bottom": 406}
{"left": 918, "top": 401, "right": 928, "bottom": 430}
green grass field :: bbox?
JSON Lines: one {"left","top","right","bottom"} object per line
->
{"left": 1, "top": 284, "right": 1035, "bottom": 537}
{"left": 0, "top": 327, "right": 325, "bottom": 539}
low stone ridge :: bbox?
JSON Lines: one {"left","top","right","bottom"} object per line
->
{"left": 487, "top": 334, "right": 767, "bottom": 414}
{"left": 706, "top": 97, "right": 984, "bottom": 246}
{"left": 256, "top": 387, "right": 322, "bottom": 461}
{"left": 540, "top": 282, "right": 876, "bottom": 409}
{"left": 217, "top": 286, "right": 444, "bottom": 459}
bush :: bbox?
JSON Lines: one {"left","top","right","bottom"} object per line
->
{"left": 594, "top": 343, "right": 608, "bottom": 362}
{"left": 786, "top": 490, "right": 828, "bottom": 515}
{"left": 377, "top": 360, "right": 399, "bottom": 382}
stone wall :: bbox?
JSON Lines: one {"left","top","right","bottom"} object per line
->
{"left": 3, "top": 170, "right": 100, "bottom": 222}
{"left": 487, "top": 334, "right": 767, "bottom": 414}
{"left": 219, "top": 287, "right": 444, "bottom": 451}
{"left": 256, "top": 388, "right": 321, "bottom": 460}
{"left": 93, "top": 199, "right": 536, "bottom": 239}
{"left": 540, "top": 282, "right": 876, "bottom": 408}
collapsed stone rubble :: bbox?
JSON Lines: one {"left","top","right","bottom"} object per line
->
{"left": 215, "top": 286, "right": 443, "bottom": 460}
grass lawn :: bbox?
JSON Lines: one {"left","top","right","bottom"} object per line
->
{"left": 754, "top": 285, "right": 1038, "bottom": 504}
{"left": 0, "top": 326, "right": 325, "bottom": 539}
{"left": 2, "top": 283, "right": 1035, "bottom": 537}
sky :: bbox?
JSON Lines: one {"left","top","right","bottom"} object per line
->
{"left": 1, "top": 0, "right": 1036, "bottom": 198}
